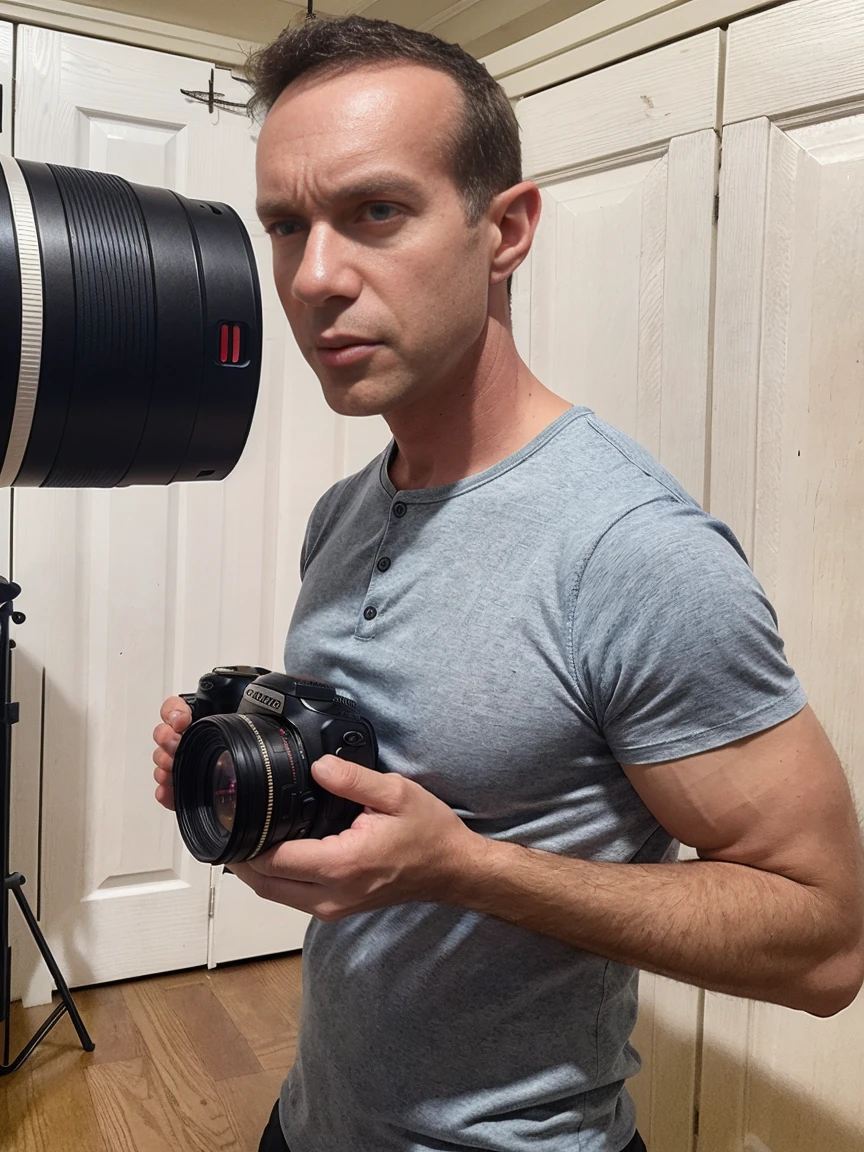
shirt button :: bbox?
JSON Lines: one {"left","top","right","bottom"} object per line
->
{"left": 393, "top": 502, "right": 407, "bottom": 518}
{"left": 377, "top": 557, "right": 391, "bottom": 572}
{"left": 363, "top": 606, "right": 378, "bottom": 621}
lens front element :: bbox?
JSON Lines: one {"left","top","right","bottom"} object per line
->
{"left": 211, "top": 750, "right": 237, "bottom": 833}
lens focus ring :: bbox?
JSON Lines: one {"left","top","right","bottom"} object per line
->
{"left": 236, "top": 714, "right": 276, "bottom": 857}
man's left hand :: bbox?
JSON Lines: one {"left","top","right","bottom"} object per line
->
{"left": 229, "top": 756, "right": 484, "bottom": 920}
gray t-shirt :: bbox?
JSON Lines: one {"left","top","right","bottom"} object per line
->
{"left": 279, "top": 406, "right": 806, "bottom": 1152}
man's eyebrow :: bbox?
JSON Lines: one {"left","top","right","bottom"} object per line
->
{"left": 255, "top": 174, "right": 424, "bottom": 221}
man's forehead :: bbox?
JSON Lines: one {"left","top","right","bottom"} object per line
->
{"left": 262, "top": 63, "right": 461, "bottom": 151}
{"left": 256, "top": 65, "right": 461, "bottom": 208}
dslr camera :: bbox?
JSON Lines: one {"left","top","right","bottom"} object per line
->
{"left": 172, "top": 667, "right": 378, "bottom": 865}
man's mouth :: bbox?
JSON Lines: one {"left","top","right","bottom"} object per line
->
{"left": 315, "top": 336, "right": 383, "bottom": 367}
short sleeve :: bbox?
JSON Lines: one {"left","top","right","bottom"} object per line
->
{"left": 570, "top": 498, "right": 807, "bottom": 764}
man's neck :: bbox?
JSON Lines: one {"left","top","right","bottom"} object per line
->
{"left": 385, "top": 319, "right": 572, "bottom": 492}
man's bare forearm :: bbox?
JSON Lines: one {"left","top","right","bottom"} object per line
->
{"left": 444, "top": 836, "right": 860, "bottom": 1016}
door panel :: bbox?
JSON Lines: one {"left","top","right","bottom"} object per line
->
{"left": 704, "top": 105, "right": 864, "bottom": 1152}
{"left": 10, "top": 28, "right": 385, "bottom": 998}
{"left": 11, "top": 29, "right": 227, "bottom": 998}
{"left": 514, "top": 31, "right": 721, "bottom": 1152}
{"left": 0, "top": 17, "right": 23, "bottom": 1004}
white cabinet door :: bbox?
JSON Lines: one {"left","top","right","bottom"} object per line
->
{"left": 514, "top": 30, "right": 721, "bottom": 1152}
{"left": 0, "top": 21, "right": 10, "bottom": 154}
{"left": 11, "top": 27, "right": 380, "bottom": 999}
{"left": 515, "top": 30, "right": 719, "bottom": 506}
{"left": 702, "top": 2, "right": 864, "bottom": 1149}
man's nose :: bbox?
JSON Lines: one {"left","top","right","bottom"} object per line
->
{"left": 292, "top": 224, "right": 361, "bottom": 307}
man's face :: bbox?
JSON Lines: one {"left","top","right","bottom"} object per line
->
{"left": 255, "top": 63, "right": 497, "bottom": 417}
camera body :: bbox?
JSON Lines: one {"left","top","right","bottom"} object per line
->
{"left": 173, "top": 666, "right": 379, "bottom": 863}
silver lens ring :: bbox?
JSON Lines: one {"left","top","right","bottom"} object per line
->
{"left": 0, "top": 155, "right": 43, "bottom": 486}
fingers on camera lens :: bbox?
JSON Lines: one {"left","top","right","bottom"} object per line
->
{"left": 152, "top": 723, "right": 181, "bottom": 752}
{"left": 155, "top": 784, "right": 176, "bottom": 812}
{"left": 153, "top": 760, "right": 172, "bottom": 783}
{"left": 152, "top": 747, "right": 174, "bottom": 772}
{"left": 160, "top": 697, "right": 190, "bottom": 727}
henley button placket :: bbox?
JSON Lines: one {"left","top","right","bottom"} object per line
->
{"left": 357, "top": 500, "right": 408, "bottom": 636}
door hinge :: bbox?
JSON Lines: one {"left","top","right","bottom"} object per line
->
{"left": 208, "top": 885, "right": 216, "bottom": 919}
{"left": 713, "top": 192, "right": 720, "bottom": 223}
{"left": 693, "top": 1106, "right": 700, "bottom": 1141}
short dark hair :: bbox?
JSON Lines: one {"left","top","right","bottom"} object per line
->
{"left": 245, "top": 16, "right": 522, "bottom": 226}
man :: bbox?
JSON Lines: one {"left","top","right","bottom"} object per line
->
{"left": 152, "top": 16, "right": 864, "bottom": 1152}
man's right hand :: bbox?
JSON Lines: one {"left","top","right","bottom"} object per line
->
{"left": 152, "top": 697, "right": 192, "bottom": 812}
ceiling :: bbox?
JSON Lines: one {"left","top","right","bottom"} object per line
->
{"left": 76, "top": 0, "right": 605, "bottom": 60}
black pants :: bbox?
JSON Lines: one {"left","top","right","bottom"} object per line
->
{"left": 258, "top": 1101, "right": 648, "bottom": 1152}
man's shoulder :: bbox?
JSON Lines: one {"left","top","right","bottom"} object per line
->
{"left": 522, "top": 411, "right": 706, "bottom": 561}
{"left": 557, "top": 412, "right": 696, "bottom": 510}
{"left": 567, "top": 414, "right": 748, "bottom": 562}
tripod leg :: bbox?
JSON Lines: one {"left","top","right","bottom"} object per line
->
{"left": 3, "top": 940, "right": 10, "bottom": 1066}
{"left": 8, "top": 875, "right": 94, "bottom": 1053}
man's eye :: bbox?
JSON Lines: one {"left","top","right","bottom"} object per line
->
{"left": 361, "top": 203, "right": 400, "bottom": 223}
{"left": 270, "top": 221, "right": 302, "bottom": 237}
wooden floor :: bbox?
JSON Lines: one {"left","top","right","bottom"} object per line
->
{"left": 2, "top": 952, "right": 303, "bottom": 1152}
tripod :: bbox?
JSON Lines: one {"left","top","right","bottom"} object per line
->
{"left": 0, "top": 577, "right": 93, "bottom": 1073}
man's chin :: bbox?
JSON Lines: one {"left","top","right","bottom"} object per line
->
{"left": 317, "top": 374, "right": 406, "bottom": 420}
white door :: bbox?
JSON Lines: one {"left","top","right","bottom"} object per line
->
{"left": 513, "top": 30, "right": 721, "bottom": 1152}
{"left": 701, "top": 1, "right": 864, "bottom": 1148}
{"left": 11, "top": 26, "right": 389, "bottom": 1002}
{"left": 0, "top": 15, "right": 21, "bottom": 999}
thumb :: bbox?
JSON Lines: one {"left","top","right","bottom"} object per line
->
{"left": 312, "top": 755, "right": 402, "bottom": 813}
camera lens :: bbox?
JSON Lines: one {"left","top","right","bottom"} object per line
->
{"left": 173, "top": 712, "right": 318, "bottom": 865}
{"left": 0, "top": 155, "right": 261, "bottom": 488}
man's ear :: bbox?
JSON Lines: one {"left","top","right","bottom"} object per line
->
{"left": 488, "top": 181, "right": 543, "bottom": 287}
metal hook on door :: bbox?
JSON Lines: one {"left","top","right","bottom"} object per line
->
{"left": 182, "top": 2, "right": 315, "bottom": 112}
{"left": 181, "top": 68, "right": 250, "bottom": 114}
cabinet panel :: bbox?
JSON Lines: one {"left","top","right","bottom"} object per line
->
{"left": 725, "top": 0, "right": 864, "bottom": 126}
{"left": 515, "top": 33, "right": 721, "bottom": 1152}
{"left": 525, "top": 130, "right": 716, "bottom": 502}
{"left": 705, "top": 108, "right": 864, "bottom": 1152}
{"left": 518, "top": 29, "right": 721, "bottom": 179}
{"left": 0, "top": 20, "right": 10, "bottom": 153}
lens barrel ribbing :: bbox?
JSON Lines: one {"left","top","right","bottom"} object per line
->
{"left": 0, "top": 156, "right": 262, "bottom": 488}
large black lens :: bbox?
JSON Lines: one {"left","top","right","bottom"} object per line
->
{"left": 173, "top": 713, "right": 315, "bottom": 865}
{"left": 0, "top": 155, "right": 261, "bottom": 488}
